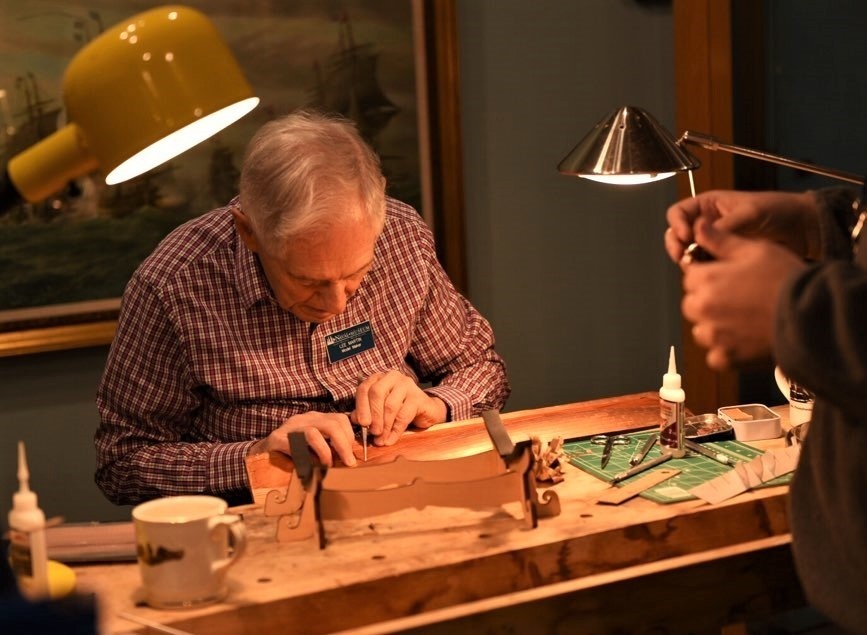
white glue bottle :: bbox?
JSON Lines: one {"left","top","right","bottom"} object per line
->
{"left": 659, "top": 346, "right": 686, "bottom": 457}
{"left": 7, "top": 440, "right": 49, "bottom": 599}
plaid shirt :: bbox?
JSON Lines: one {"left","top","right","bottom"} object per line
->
{"left": 95, "top": 197, "right": 509, "bottom": 505}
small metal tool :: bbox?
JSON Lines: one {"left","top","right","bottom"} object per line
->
{"left": 591, "top": 434, "right": 630, "bottom": 470}
{"left": 610, "top": 452, "right": 673, "bottom": 485}
{"left": 680, "top": 241, "right": 714, "bottom": 266}
{"left": 361, "top": 426, "right": 368, "bottom": 462}
{"left": 482, "top": 409, "right": 516, "bottom": 461}
{"left": 629, "top": 432, "right": 658, "bottom": 467}
{"left": 684, "top": 438, "right": 731, "bottom": 466}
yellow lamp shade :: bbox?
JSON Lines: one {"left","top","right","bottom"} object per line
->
{"left": 7, "top": 5, "right": 259, "bottom": 203}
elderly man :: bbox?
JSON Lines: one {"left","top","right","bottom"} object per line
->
{"left": 95, "top": 110, "right": 510, "bottom": 506}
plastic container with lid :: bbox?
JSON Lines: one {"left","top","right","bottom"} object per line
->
{"left": 718, "top": 404, "right": 781, "bottom": 441}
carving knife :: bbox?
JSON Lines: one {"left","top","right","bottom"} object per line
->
{"left": 600, "top": 436, "right": 615, "bottom": 469}
{"left": 630, "top": 432, "right": 658, "bottom": 467}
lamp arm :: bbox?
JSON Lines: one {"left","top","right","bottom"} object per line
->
{"left": 7, "top": 123, "right": 99, "bottom": 203}
{"left": 678, "top": 131, "right": 864, "bottom": 185}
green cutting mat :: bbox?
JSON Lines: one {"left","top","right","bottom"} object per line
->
{"left": 563, "top": 429, "right": 792, "bottom": 504}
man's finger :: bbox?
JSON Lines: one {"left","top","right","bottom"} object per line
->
{"left": 303, "top": 428, "right": 334, "bottom": 466}
{"left": 694, "top": 218, "right": 750, "bottom": 261}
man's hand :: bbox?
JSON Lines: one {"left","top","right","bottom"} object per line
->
{"left": 352, "top": 370, "right": 447, "bottom": 446}
{"left": 682, "top": 219, "right": 806, "bottom": 369}
{"left": 665, "top": 189, "right": 821, "bottom": 265}
{"left": 247, "top": 411, "right": 357, "bottom": 466}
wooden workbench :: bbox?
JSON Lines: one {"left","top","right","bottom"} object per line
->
{"left": 73, "top": 392, "right": 805, "bottom": 634}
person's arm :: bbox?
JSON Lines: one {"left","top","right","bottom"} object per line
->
{"left": 811, "top": 187, "right": 861, "bottom": 260}
{"left": 776, "top": 187, "right": 867, "bottom": 422}
{"left": 406, "top": 224, "right": 511, "bottom": 423}
{"left": 95, "top": 275, "right": 255, "bottom": 505}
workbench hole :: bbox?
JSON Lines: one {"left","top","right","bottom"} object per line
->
{"left": 372, "top": 554, "right": 386, "bottom": 560}
{"left": 257, "top": 577, "right": 272, "bottom": 584}
{"left": 580, "top": 513, "right": 593, "bottom": 518}
{"left": 478, "top": 533, "right": 492, "bottom": 539}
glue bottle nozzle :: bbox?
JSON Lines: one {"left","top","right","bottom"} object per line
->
{"left": 662, "top": 346, "right": 681, "bottom": 390}
{"left": 17, "top": 440, "right": 31, "bottom": 494}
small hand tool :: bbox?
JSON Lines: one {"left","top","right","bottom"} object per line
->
{"left": 482, "top": 409, "right": 516, "bottom": 461}
{"left": 610, "top": 451, "right": 673, "bottom": 485}
{"left": 629, "top": 432, "right": 658, "bottom": 467}
{"left": 684, "top": 438, "right": 731, "bottom": 465}
{"left": 590, "top": 434, "right": 630, "bottom": 470}
{"left": 361, "top": 426, "right": 368, "bottom": 462}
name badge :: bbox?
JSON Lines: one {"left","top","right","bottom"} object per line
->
{"left": 325, "top": 321, "right": 375, "bottom": 363}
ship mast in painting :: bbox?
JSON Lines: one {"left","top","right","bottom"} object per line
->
{"left": 309, "top": 10, "right": 399, "bottom": 145}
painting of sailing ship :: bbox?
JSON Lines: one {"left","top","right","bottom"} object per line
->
{"left": 0, "top": 0, "right": 427, "bottom": 340}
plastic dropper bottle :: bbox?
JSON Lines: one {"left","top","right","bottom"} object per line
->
{"left": 659, "top": 346, "right": 686, "bottom": 457}
{"left": 7, "top": 440, "right": 49, "bottom": 599}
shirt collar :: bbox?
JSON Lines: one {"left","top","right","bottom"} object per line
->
{"left": 230, "top": 199, "right": 277, "bottom": 310}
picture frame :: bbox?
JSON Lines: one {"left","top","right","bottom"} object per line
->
{"left": 0, "top": 0, "right": 465, "bottom": 357}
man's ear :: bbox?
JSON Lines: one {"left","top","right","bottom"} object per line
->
{"left": 231, "top": 206, "right": 260, "bottom": 253}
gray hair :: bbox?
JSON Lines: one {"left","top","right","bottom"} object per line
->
{"left": 238, "top": 110, "right": 386, "bottom": 250}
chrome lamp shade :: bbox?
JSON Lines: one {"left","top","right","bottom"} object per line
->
{"left": 558, "top": 106, "right": 699, "bottom": 185}
{"left": 559, "top": 105, "right": 863, "bottom": 188}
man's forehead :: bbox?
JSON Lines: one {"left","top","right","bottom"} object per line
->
{"left": 280, "top": 224, "right": 378, "bottom": 281}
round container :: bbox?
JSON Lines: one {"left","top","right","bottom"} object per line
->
{"left": 683, "top": 413, "right": 734, "bottom": 442}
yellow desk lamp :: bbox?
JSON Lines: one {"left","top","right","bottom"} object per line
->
{"left": 3, "top": 5, "right": 259, "bottom": 205}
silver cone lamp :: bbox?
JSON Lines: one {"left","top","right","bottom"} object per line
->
{"left": 559, "top": 105, "right": 863, "bottom": 187}
{"left": 558, "top": 106, "right": 699, "bottom": 185}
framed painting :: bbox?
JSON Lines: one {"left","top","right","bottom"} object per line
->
{"left": 0, "top": 0, "right": 465, "bottom": 356}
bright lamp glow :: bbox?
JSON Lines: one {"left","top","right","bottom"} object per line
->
{"left": 6, "top": 5, "right": 258, "bottom": 204}
{"left": 106, "top": 97, "right": 259, "bottom": 185}
{"left": 580, "top": 172, "right": 676, "bottom": 185}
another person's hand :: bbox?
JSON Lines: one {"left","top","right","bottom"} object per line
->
{"left": 247, "top": 411, "right": 357, "bottom": 466}
{"left": 682, "top": 219, "right": 807, "bottom": 369}
{"left": 665, "top": 189, "right": 821, "bottom": 265}
{"left": 352, "top": 370, "right": 447, "bottom": 446}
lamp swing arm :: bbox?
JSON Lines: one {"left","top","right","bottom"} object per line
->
{"left": 677, "top": 130, "right": 864, "bottom": 186}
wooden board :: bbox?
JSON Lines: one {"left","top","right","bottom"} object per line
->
{"left": 70, "top": 394, "right": 796, "bottom": 635}
{"left": 596, "top": 468, "right": 682, "bottom": 505}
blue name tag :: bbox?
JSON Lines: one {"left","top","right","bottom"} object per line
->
{"left": 325, "top": 321, "right": 375, "bottom": 363}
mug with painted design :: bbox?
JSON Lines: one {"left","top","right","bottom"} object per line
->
{"left": 132, "top": 495, "right": 246, "bottom": 609}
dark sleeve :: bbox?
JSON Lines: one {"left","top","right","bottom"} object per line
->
{"left": 775, "top": 187, "right": 867, "bottom": 422}
{"left": 813, "top": 187, "right": 859, "bottom": 259}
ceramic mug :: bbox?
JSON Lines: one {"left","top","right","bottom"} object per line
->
{"left": 132, "top": 495, "right": 246, "bottom": 609}
{"left": 774, "top": 366, "right": 814, "bottom": 427}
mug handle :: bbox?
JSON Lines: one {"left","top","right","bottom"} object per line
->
{"left": 773, "top": 366, "right": 791, "bottom": 402}
{"left": 208, "top": 514, "right": 247, "bottom": 575}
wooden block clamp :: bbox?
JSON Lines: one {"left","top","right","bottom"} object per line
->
{"left": 259, "top": 411, "right": 561, "bottom": 548}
